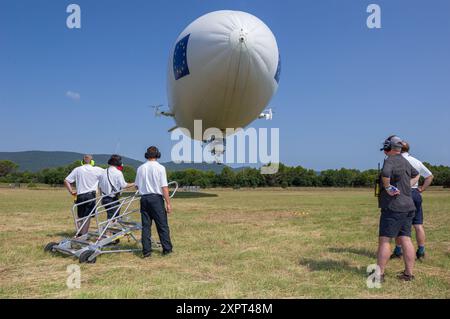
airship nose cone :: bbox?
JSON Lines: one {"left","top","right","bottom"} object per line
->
{"left": 229, "top": 28, "right": 249, "bottom": 48}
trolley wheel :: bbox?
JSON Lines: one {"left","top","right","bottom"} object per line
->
{"left": 79, "top": 250, "right": 97, "bottom": 264}
{"left": 44, "top": 242, "right": 58, "bottom": 253}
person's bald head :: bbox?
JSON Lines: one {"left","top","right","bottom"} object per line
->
{"left": 401, "top": 141, "right": 410, "bottom": 154}
{"left": 83, "top": 154, "right": 93, "bottom": 164}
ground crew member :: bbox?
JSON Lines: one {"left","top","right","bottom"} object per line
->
{"left": 99, "top": 155, "right": 134, "bottom": 220}
{"left": 391, "top": 141, "right": 434, "bottom": 260}
{"left": 135, "top": 146, "right": 173, "bottom": 258}
{"left": 64, "top": 155, "right": 104, "bottom": 236}
{"left": 376, "top": 136, "right": 420, "bottom": 282}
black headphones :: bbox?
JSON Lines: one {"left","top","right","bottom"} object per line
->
{"left": 381, "top": 135, "right": 397, "bottom": 152}
{"left": 108, "top": 155, "right": 123, "bottom": 167}
{"left": 145, "top": 146, "right": 161, "bottom": 159}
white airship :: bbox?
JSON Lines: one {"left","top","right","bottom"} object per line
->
{"left": 158, "top": 10, "right": 281, "bottom": 151}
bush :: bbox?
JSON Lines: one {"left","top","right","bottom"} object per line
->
{"left": 442, "top": 172, "right": 450, "bottom": 188}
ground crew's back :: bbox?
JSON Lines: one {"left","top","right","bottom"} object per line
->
{"left": 135, "top": 161, "right": 168, "bottom": 195}
{"left": 379, "top": 154, "right": 419, "bottom": 212}
{"left": 402, "top": 152, "right": 433, "bottom": 189}
{"left": 65, "top": 165, "right": 104, "bottom": 195}
{"left": 99, "top": 166, "right": 128, "bottom": 196}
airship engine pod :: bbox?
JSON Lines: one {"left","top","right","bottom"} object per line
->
{"left": 167, "top": 10, "right": 281, "bottom": 141}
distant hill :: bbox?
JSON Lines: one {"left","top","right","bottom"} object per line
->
{"left": 0, "top": 151, "right": 143, "bottom": 172}
{"left": 0, "top": 151, "right": 231, "bottom": 173}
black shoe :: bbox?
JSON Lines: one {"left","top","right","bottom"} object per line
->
{"left": 397, "top": 271, "right": 415, "bottom": 281}
{"left": 143, "top": 252, "right": 152, "bottom": 258}
{"left": 416, "top": 251, "right": 425, "bottom": 260}
{"left": 162, "top": 250, "right": 173, "bottom": 256}
{"left": 390, "top": 252, "right": 403, "bottom": 259}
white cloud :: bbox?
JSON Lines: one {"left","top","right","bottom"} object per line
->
{"left": 66, "top": 90, "right": 81, "bottom": 101}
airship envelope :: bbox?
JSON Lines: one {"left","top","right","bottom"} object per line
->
{"left": 167, "top": 10, "right": 281, "bottom": 140}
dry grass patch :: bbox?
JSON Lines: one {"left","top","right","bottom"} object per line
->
{"left": 0, "top": 188, "right": 449, "bottom": 298}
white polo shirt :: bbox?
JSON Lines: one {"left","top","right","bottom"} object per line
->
{"left": 65, "top": 164, "right": 105, "bottom": 195}
{"left": 402, "top": 152, "right": 433, "bottom": 188}
{"left": 135, "top": 161, "right": 168, "bottom": 196}
{"left": 99, "top": 166, "right": 128, "bottom": 197}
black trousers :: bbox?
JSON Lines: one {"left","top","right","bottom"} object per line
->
{"left": 140, "top": 194, "right": 173, "bottom": 254}
{"left": 76, "top": 192, "right": 96, "bottom": 218}
{"left": 102, "top": 196, "right": 120, "bottom": 220}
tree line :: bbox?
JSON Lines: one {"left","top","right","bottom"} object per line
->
{"left": 0, "top": 160, "right": 137, "bottom": 186}
{"left": 1, "top": 160, "right": 449, "bottom": 188}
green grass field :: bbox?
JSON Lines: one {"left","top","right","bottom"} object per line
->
{"left": 0, "top": 187, "right": 449, "bottom": 298}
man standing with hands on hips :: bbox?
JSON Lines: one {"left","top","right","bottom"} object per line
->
{"left": 64, "top": 155, "right": 104, "bottom": 236}
{"left": 391, "top": 141, "right": 434, "bottom": 260}
{"left": 376, "top": 136, "right": 420, "bottom": 282}
{"left": 135, "top": 146, "right": 173, "bottom": 258}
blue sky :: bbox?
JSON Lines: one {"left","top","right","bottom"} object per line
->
{"left": 1, "top": 0, "right": 449, "bottom": 170}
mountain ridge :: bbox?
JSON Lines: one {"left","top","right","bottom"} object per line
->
{"left": 0, "top": 151, "right": 236, "bottom": 173}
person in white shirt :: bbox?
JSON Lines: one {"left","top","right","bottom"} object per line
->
{"left": 64, "top": 155, "right": 104, "bottom": 236}
{"left": 391, "top": 142, "right": 434, "bottom": 260}
{"left": 135, "top": 146, "right": 173, "bottom": 258}
{"left": 98, "top": 155, "right": 134, "bottom": 220}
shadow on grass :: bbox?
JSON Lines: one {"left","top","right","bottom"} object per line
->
{"left": 48, "top": 252, "right": 74, "bottom": 260}
{"left": 329, "top": 247, "right": 377, "bottom": 259}
{"left": 121, "top": 191, "right": 218, "bottom": 199}
{"left": 47, "top": 232, "right": 74, "bottom": 238}
{"left": 131, "top": 247, "right": 168, "bottom": 258}
{"left": 121, "top": 191, "right": 219, "bottom": 198}
{"left": 172, "top": 192, "right": 219, "bottom": 199}
{"left": 299, "top": 257, "right": 366, "bottom": 275}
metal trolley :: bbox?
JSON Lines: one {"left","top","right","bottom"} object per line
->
{"left": 44, "top": 182, "right": 178, "bottom": 263}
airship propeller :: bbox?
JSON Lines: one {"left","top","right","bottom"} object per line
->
{"left": 259, "top": 108, "right": 275, "bottom": 120}
{"left": 148, "top": 104, "right": 174, "bottom": 118}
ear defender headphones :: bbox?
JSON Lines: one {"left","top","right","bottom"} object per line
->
{"left": 80, "top": 159, "right": 95, "bottom": 166}
{"left": 381, "top": 135, "right": 397, "bottom": 152}
{"left": 145, "top": 146, "right": 161, "bottom": 159}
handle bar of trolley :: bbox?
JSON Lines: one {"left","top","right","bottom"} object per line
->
{"left": 71, "top": 181, "right": 179, "bottom": 237}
